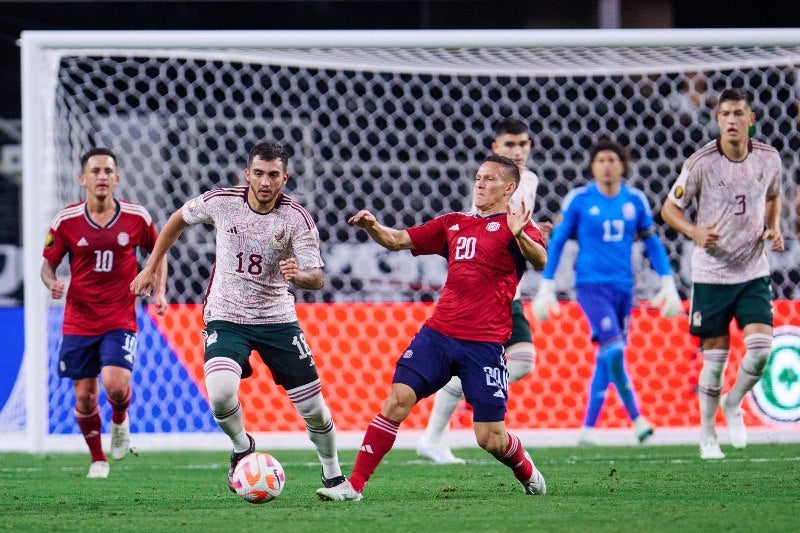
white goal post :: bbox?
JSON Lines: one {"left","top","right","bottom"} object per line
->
{"left": 14, "top": 28, "right": 800, "bottom": 453}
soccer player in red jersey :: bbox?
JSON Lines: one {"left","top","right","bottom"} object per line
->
{"left": 316, "top": 154, "right": 548, "bottom": 501}
{"left": 41, "top": 147, "right": 167, "bottom": 478}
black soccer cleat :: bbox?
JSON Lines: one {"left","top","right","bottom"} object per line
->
{"left": 227, "top": 433, "right": 256, "bottom": 492}
{"left": 321, "top": 470, "right": 347, "bottom": 489}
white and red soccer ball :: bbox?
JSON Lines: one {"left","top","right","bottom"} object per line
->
{"left": 231, "top": 452, "right": 286, "bottom": 503}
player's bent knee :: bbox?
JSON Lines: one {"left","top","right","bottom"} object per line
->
{"left": 473, "top": 422, "right": 506, "bottom": 455}
{"left": 381, "top": 383, "right": 417, "bottom": 422}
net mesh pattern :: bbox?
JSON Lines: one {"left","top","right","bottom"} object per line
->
{"left": 32, "top": 43, "right": 800, "bottom": 436}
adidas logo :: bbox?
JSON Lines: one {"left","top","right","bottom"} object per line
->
{"left": 448, "top": 224, "right": 460, "bottom": 231}
{"left": 77, "top": 237, "right": 89, "bottom": 247}
{"left": 226, "top": 227, "right": 239, "bottom": 234}
{"left": 493, "top": 390, "right": 506, "bottom": 398}
{"left": 359, "top": 444, "right": 374, "bottom": 454}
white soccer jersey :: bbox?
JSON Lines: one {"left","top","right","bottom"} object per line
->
{"left": 667, "top": 139, "right": 782, "bottom": 284}
{"left": 471, "top": 167, "right": 540, "bottom": 299}
{"left": 182, "top": 187, "right": 324, "bottom": 324}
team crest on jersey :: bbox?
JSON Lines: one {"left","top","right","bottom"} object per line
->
{"left": 692, "top": 310, "right": 702, "bottom": 327}
{"left": 486, "top": 222, "right": 501, "bottom": 232}
{"left": 202, "top": 330, "right": 218, "bottom": 347}
{"left": 117, "top": 232, "right": 130, "bottom": 246}
{"left": 402, "top": 349, "right": 413, "bottom": 359}
{"left": 674, "top": 186, "right": 684, "bottom": 199}
{"left": 622, "top": 202, "right": 636, "bottom": 220}
{"left": 589, "top": 206, "right": 600, "bottom": 215}
{"left": 44, "top": 232, "right": 55, "bottom": 248}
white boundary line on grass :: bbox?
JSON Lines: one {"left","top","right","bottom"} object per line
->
{"left": 2, "top": 428, "right": 799, "bottom": 453}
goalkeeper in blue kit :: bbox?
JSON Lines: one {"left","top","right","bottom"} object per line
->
{"left": 533, "top": 139, "right": 681, "bottom": 445}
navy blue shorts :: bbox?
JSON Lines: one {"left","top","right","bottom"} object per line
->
{"left": 58, "top": 329, "right": 138, "bottom": 379}
{"left": 575, "top": 283, "right": 633, "bottom": 345}
{"left": 393, "top": 326, "right": 508, "bottom": 422}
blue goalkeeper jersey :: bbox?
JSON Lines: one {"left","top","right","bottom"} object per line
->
{"left": 542, "top": 182, "right": 671, "bottom": 289}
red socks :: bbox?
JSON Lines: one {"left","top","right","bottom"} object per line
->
{"left": 75, "top": 406, "right": 107, "bottom": 462}
{"left": 499, "top": 432, "right": 533, "bottom": 482}
{"left": 350, "top": 414, "right": 400, "bottom": 493}
{"left": 109, "top": 387, "right": 131, "bottom": 425}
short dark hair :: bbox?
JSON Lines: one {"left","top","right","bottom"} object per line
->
{"left": 717, "top": 87, "right": 754, "bottom": 108}
{"left": 493, "top": 118, "right": 529, "bottom": 137}
{"left": 483, "top": 153, "right": 520, "bottom": 185}
{"left": 247, "top": 141, "right": 289, "bottom": 170}
{"left": 588, "top": 138, "right": 628, "bottom": 175}
{"left": 80, "top": 147, "right": 117, "bottom": 171}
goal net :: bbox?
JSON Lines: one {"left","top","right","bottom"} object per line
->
{"left": 12, "top": 29, "right": 800, "bottom": 452}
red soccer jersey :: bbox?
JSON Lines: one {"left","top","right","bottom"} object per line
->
{"left": 42, "top": 200, "right": 158, "bottom": 335}
{"left": 407, "top": 212, "right": 545, "bottom": 343}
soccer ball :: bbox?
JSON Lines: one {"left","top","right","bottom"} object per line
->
{"left": 231, "top": 452, "right": 286, "bottom": 503}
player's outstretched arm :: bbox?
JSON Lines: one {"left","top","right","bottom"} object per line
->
{"left": 348, "top": 209, "right": 414, "bottom": 251}
{"left": 507, "top": 200, "right": 546, "bottom": 270}
{"left": 131, "top": 209, "right": 188, "bottom": 297}
{"left": 150, "top": 255, "right": 169, "bottom": 315}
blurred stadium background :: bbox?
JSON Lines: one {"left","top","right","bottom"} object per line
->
{"left": 1, "top": 2, "right": 799, "bottom": 451}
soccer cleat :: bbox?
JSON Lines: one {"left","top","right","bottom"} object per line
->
{"left": 416, "top": 442, "right": 466, "bottom": 465}
{"left": 699, "top": 435, "right": 725, "bottom": 460}
{"left": 720, "top": 393, "right": 747, "bottom": 449}
{"left": 321, "top": 471, "right": 347, "bottom": 488}
{"left": 577, "top": 427, "right": 600, "bottom": 447}
{"left": 519, "top": 452, "right": 546, "bottom": 495}
{"left": 227, "top": 433, "right": 256, "bottom": 492}
{"left": 316, "top": 479, "right": 363, "bottom": 501}
{"left": 110, "top": 416, "right": 132, "bottom": 460}
{"left": 633, "top": 416, "right": 654, "bottom": 444}
{"left": 87, "top": 460, "right": 110, "bottom": 478}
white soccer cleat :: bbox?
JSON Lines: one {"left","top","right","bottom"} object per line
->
{"left": 110, "top": 416, "right": 132, "bottom": 460}
{"left": 519, "top": 452, "right": 546, "bottom": 495}
{"left": 633, "top": 416, "right": 654, "bottom": 444}
{"left": 416, "top": 442, "right": 466, "bottom": 465}
{"left": 316, "top": 479, "right": 363, "bottom": 501}
{"left": 577, "top": 427, "right": 600, "bottom": 447}
{"left": 87, "top": 460, "right": 110, "bottom": 478}
{"left": 720, "top": 394, "right": 747, "bottom": 449}
{"left": 699, "top": 436, "right": 725, "bottom": 460}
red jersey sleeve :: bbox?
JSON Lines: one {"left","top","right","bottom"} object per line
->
{"left": 406, "top": 214, "right": 451, "bottom": 257}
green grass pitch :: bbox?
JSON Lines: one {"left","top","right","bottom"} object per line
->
{"left": 2, "top": 444, "right": 799, "bottom": 532}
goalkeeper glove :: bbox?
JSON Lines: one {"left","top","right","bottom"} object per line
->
{"left": 651, "top": 275, "right": 681, "bottom": 318}
{"left": 533, "top": 279, "right": 559, "bottom": 321}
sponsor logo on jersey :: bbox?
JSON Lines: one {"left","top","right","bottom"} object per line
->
{"left": 44, "top": 233, "right": 55, "bottom": 248}
{"left": 751, "top": 325, "right": 800, "bottom": 423}
{"left": 674, "top": 185, "right": 684, "bottom": 199}
{"left": 716, "top": 180, "right": 726, "bottom": 188}
{"left": 77, "top": 237, "right": 89, "bottom": 247}
{"left": 117, "top": 232, "right": 130, "bottom": 246}
{"left": 226, "top": 226, "right": 239, "bottom": 234}
{"left": 493, "top": 389, "right": 506, "bottom": 398}
{"left": 448, "top": 224, "right": 460, "bottom": 231}
{"left": 486, "top": 221, "right": 501, "bottom": 232}
{"left": 589, "top": 206, "right": 600, "bottom": 215}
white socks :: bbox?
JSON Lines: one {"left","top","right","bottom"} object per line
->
{"left": 204, "top": 358, "right": 250, "bottom": 451}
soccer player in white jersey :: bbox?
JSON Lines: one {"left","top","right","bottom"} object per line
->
{"left": 662, "top": 88, "right": 784, "bottom": 459}
{"left": 417, "top": 118, "right": 553, "bottom": 464}
{"left": 130, "top": 141, "right": 348, "bottom": 495}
